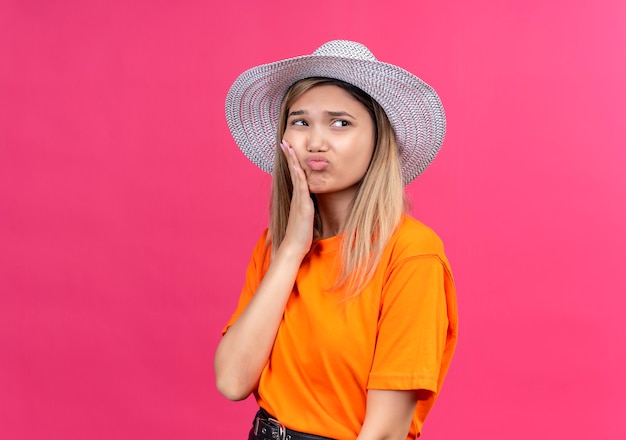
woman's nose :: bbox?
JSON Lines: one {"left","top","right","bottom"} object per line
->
{"left": 306, "top": 128, "right": 328, "bottom": 152}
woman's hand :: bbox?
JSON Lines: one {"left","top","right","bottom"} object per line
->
{"left": 280, "top": 139, "right": 314, "bottom": 259}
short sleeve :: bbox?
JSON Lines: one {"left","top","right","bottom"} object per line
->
{"left": 368, "top": 255, "right": 453, "bottom": 393}
{"left": 221, "top": 231, "right": 270, "bottom": 335}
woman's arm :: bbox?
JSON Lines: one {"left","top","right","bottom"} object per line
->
{"left": 356, "top": 389, "right": 427, "bottom": 440}
{"left": 214, "top": 140, "right": 313, "bottom": 401}
{"left": 214, "top": 244, "right": 303, "bottom": 400}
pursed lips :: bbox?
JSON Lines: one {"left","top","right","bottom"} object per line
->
{"left": 305, "top": 157, "right": 329, "bottom": 171}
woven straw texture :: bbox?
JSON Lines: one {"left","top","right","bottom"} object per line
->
{"left": 225, "top": 40, "right": 446, "bottom": 185}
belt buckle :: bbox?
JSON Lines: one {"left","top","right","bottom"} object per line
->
{"left": 254, "top": 415, "right": 287, "bottom": 440}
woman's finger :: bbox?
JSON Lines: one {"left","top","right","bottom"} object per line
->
{"left": 281, "top": 140, "right": 299, "bottom": 189}
{"left": 282, "top": 140, "right": 308, "bottom": 196}
{"left": 282, "top": 140, "right": 312, "bottom": 215}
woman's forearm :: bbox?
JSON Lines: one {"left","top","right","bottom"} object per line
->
{"left": 213, "top": 244, "right": 304, "bottom": 400}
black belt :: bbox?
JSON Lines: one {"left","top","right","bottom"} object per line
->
{"left": 249, "top": 408, "right": 335, "bottom": 440}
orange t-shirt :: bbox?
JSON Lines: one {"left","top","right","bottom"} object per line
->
{"left": 223, "top": 215, "right": 458, "bottom": 439}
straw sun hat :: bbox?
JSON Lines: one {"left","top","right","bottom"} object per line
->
{"left": 225, "top": 40, "right": 446, "bottom": 185}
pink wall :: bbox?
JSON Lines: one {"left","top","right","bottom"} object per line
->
{"left": 1, "top": 0, "right": 625, "bottom": 438}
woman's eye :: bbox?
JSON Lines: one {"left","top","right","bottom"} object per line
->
{"left": 331, "top": 120, "right": 349, "bottom": 127}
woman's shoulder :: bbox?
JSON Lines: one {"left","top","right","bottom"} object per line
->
{"left": 386, "top": 215, "right": 446, "bottom": 258}
{"left": 248, "top": 228, "right": 271, "bottom": 260}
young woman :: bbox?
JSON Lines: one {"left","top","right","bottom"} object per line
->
{"left": 215, "top": 40, "right": 458, "bottom": 440}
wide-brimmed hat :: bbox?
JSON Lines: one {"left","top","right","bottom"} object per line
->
{"left": 225, "top": 40, "right": 446, "bottom": 185}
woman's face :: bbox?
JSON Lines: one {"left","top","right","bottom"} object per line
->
{"left": 283, "top": 85, "right": 375, "bottom": 197}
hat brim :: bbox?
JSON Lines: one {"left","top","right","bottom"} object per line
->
{"left": 225, "top": 53, "right": 446, "bottom": 185}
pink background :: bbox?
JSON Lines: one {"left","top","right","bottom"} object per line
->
{"left": 1, "top": 0, "right": 625, "bottom": 438}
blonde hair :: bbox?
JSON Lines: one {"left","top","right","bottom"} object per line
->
{"left": 268, "top": 77, "right": 406, "bottom": 298}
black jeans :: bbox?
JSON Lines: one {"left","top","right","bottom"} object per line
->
{"left": 248, "top": 408, "right": 335, "bottom": 440}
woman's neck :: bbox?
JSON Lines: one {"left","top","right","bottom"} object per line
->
{"left": 315, "top": 189, "right": 356, "bottom": 238}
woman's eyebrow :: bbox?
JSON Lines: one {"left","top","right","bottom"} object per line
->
{"left": 287, "top": 110, "right": 356, "bottom": 119}
{"left": 288, "top": 110, "right": 306, "bottom": 117}
{"left": 326, "top": 111, "right": 355, "bottom": 119}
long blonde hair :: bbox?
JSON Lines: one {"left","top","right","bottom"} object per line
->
{"left": 268, "top": 77, "right": 406, "bottom": 298}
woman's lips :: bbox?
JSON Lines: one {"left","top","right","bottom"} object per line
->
{"left": 306, "top": 158, "right": 329, "bottom": 171}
